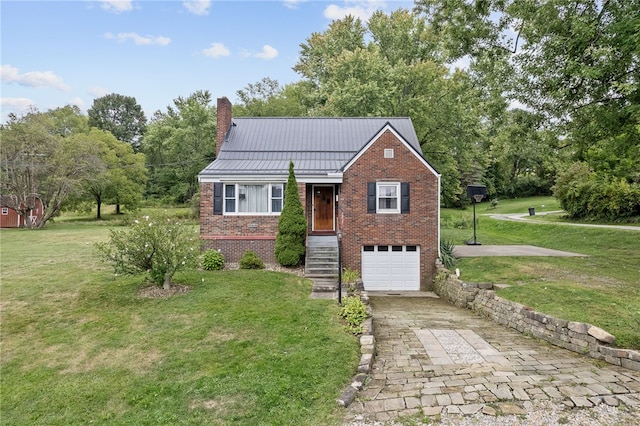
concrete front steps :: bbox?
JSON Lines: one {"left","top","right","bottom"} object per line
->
{"left": 305, "top": 235, "right": 339, "bottom": 293}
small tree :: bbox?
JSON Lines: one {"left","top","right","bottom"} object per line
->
{"left": 275, "top": 161, "right": 307, "bottom": 266}
{"left": 96, "top": 215, "right": 199, "bottom": 289}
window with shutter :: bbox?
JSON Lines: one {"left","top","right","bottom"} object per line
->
{"left": 368, "top": 182, "right": 410, "bottom": 214}
{"left": 220, "top": 183, "right": 284, "bottom": 215}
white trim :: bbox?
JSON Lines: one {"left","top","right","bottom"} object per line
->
{"left": 342, "top": 123, "right": 440, "bottom": 178}
{"left": 199, "top": 173, "right": 343, "bottom": 184}
{"left": 376, "top": 182, "right": 400, "bottom": 214}
{"left": 222, "top": 183, "right": 283, "bottom": 216}
{"left": 311, "top": 184, "right": 335, "bottom": 231}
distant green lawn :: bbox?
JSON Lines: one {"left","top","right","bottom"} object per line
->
{"left": 1, "top": 221, "right": 358, "bottom": 425}
{"left": 442, "top": 197, "right": 640, "bottom": 349}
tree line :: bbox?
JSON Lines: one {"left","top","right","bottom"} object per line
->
{"left": 2, "top": 1, "right": 638, "bottom": 227}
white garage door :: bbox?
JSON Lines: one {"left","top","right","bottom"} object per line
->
{"left": 361, "top": 245, "right": 420, "bottom": 291}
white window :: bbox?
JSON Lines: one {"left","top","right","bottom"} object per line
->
{"left": 377, "top": 182, "right": 400, "bottom": 213}
{"left": 224, "top": 183, "right": 283, "bottom": 214}
{"left": 1, "top": 207, "right": 8, "bottom": 215}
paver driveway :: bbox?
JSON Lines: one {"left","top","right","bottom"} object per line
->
{"left": 343, "top": 294, "right": 640, "bottom": 423}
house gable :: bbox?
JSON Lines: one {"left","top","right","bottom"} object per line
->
{"left": 342, "top": 122, "right": 439, "bottom": 179}
{"left": 338, "top": 123, "right": 441, "bottom": 290}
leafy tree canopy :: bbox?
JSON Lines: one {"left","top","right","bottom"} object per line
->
{"left": 88, "top": 93, "right": 147, "bottom": 151}
{"left": 141, "top": 90, "right": 216, "bottom": 204}
{"left": 235, "top": 77, "right": 308, "bottom": 117}
{"left": 415, "top": 0, "right": 640, "bottom": 183}
{"left": 79, "top": 128, "right": 148, "bottom": 219}
{"left": 1, "top": 108, "right": 101, "bottom": 227}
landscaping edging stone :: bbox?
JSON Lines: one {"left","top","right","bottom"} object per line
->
{"left": 434, "top": 265, "right": 640, "bottom": 372}
{"left": 337, "top": 286, "right": 375, "bottom": 408}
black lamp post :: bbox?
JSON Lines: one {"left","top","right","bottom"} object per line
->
{"left": 337, "top": 230, "right": 342, "bottom": 305}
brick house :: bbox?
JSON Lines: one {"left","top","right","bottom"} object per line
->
{"left": 198, "top": 97, "right": 441, "bottom": 291}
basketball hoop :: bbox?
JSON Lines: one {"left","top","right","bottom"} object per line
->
{"left": 465, "top": 185, "right": 487, "bottom": 246}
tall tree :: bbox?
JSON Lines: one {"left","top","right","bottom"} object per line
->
{"left": 81, "top": 128, "right": 148, "bottom": 218}
{"left": 88, "top": 93, "right": 147, "bottom": 152}
{"left": 415, "top": 0, "right": 640, "bottom": 183}
{"left": 294, "top": 15, "right": 367, "bottom": 86}
{"left": 368, "top": 9, "right": 441, "bottom": 66}
{"left": 141, "top": 90, "right": 216, "bottom": 204}
{"left": 235, "top": 78, "right": 308, "bottom": 117}
{"left": 485, "top": 109, "right": 561, "bottom": 197}
{"left": 1, "top": 109, "right": 101, "bottom": 228}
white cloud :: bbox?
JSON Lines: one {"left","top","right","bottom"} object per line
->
{"left": 1, "top": 65, "right": 70, "bottom": 91}
{"left": 1, "top": 97, "right": 34, "bottom": 111}
{"left": 104, "top": 32, "right": 171, "bottom": 46}
{"left": 68, "top": 97, "right": 86, "bottom": 110}
{"left": 183, "top": 0, "right": 211, "bottom": 15}
{"left": 283, "top": 0, "right": 304, "bottom": 9}
{"left": 87, "top": 86, "right": 110, "bottom": 98}
{"left": 202, "top": 42, "right": 231, "bottom": 58}
{"left": 254, "top": 45, "right": 279, "bottom": 60}
{"left": 240, "top": 45, "right": 279, "bottom": 60}
{"left": 100, "top": 0, "right": 133, "bottom": 13}
{"left": 324, "top": 0, "right": 386, "bottom": 21}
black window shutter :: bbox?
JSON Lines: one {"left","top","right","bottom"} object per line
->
{"left": 401, "top": 182, "right": 410, "bottom": 213}
{"left": 367, "top": 182, "right": 376, "bottom": 213}
{"left": 213, "top": 183, "right": 223, "bottom": 215}
{"left": 282, "top": 183, "right": 286, "bottom": 201}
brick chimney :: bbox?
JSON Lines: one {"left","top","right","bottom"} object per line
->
{"left": 216, "top": 97, "right": 232, "bottom": 158}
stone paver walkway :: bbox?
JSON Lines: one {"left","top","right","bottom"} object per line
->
{"left": 343, "top": 295, "right": 640, "bottom": 423}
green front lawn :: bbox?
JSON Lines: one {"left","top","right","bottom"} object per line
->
{"left": 1, "top": 224, "right": 358, "bottom": 425}
{"left": 442, "top": 200, "right": 640, "bottom": 349}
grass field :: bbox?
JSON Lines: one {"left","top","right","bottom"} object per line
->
{"left": 1, "top": 220, "right": 358, "bottom": 425}
{"left": 442, "top": 197, "right": 640, "bottom": 349}
{"left": 2, "top": 198, "right": 639, "bottom": 424}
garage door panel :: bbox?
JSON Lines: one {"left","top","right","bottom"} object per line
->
{"left": 362, "top": 245, "right": 420, "bottom": 291}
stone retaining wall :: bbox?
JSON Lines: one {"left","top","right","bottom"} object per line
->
{"left": 434, "top": 266, "right": 640, "bottom": 372}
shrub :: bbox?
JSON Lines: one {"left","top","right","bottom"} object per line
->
{"left": 190, "top": 192, "right": 201, "bottom": 219}
{"left": 339, "top": 296, "right": 369, "bottom": 335}
{"left": 275, "top": 161, "right": 307, "bottom": 267}
{"left": 341, "top": 267, "right": 360, "bottom": 283}
{"left": 95, "top": 214, "right": 199, "bottom": 289}
{"left": 202, "top": 249, "right": 225, "bottom": 271}
{"left": 553, "top": 162, "right": 640, "bottom": 220}
{"left": 552, "top": 162, "right": 594, "bottom": 218}
{"left": 439, "top": 239, "right": 457, "bottom": 270}
{"left": 239, "top": 250, "right": 264, "bottom": 270}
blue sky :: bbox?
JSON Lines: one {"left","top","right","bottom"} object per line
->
{"left": 1, "top": 0, "right": 413, "bottom": 122}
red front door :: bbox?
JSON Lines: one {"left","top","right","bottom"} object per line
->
{"left": 313, "top": 186, "right": 334, "bottom": 232}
